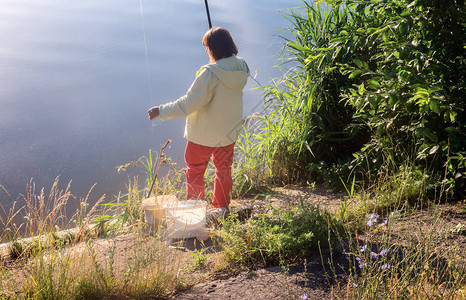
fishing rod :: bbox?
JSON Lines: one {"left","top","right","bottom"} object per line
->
{"left": 204, "top": 0, "right": 212, "bottom": 29}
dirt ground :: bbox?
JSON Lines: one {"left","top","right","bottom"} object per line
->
{"left": 169, "top": 186, "right": 466, "bottom": 300}
{"left": 163, "top": 185, "right": 347, "bottom": 299}
{"left": 171, "top": 259, "right": 334, "bottom": 300}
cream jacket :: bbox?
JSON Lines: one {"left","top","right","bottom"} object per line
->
{"left": 159, "top": 56, "right": 250, "bottom": 147}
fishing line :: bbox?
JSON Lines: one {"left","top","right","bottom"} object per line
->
{"left": 139, "top": 0, "right": 153, "bottom": 103}
{"left": 140, "top": 0, "right": 211, "bottom": 104}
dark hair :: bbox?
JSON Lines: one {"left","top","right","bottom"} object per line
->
{"left": 202, "top": 27, "right": 238, "bottom": 61}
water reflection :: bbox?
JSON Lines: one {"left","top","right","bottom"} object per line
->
{"left": 0, "top": 0, "right": 299, "bottom": 209}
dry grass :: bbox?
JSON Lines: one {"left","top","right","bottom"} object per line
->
{"left": 0, "top": 177, "right": 198, "bottom": 299}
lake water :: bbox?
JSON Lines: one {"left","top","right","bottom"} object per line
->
{"left": 0, "top": 0, "right": 300, "bottom": 211}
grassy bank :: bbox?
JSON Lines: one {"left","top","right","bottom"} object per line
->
{"left": 1, "top": 161, "right": 465, "bottom": 299}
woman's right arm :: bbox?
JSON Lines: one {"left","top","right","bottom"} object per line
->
{"left": 158, "top": 68, "right": 217, "bottom": 121}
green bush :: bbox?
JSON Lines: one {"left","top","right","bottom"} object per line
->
{"left": 334, "top": 0, "right": 465, "bottom": 195}
{"left": 239, "top": 0, "right": 465, "bottom": 195}
{"left": 218, "top": 203, "right": 332, "bottom": 266}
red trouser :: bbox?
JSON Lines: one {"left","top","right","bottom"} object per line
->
{"left": 184, "top": 141, "right": 235, "bottom": 208}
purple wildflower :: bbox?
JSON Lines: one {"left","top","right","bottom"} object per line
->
{"left": 359, "top": 262, "right": 367, "bottom": 268}
{"left": 370, "top": 252, "right": 378, "bottom": 259}
{"left": 369, "top": 213, "right": 379, "bottom": 220}
{"left": 379, "top": 249, "right": 389, "bottom": 256}
{"left": 379, "top": 219, "right": 388, "bottom": 227}
{"left": 355, "top": 256, "right": 362, "bottom": 262}
{"left": 360, "top": 245, "right": 367, "bottom": 252}
{"left": 381, "top": 264, "right": 391, "bottom": 270}
{"left": 367, "top": 214, "right": 379, "bottom": 226}
{"left": 300, "top": 294, "right": 309, "bottom": 300}
{"left": 349, "top": 282, "right": 358, "bottom": 287}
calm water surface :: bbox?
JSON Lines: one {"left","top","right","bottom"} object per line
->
{"left": 0, "top": 0, "right": 300, "bottom": 210}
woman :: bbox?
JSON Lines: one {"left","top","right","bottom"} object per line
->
{"left": 148, "top": 27, "right": 249, "bottom": 221}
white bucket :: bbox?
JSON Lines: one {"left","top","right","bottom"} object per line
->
{"left": 142, "top": 195, "right": 176, "bottom": 228}
{"left": 163, "top": 200, "right": 208, "bottom": 240}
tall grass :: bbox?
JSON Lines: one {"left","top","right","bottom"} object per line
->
{"left": 233, "top": 0, "right": 465, "bottom": 197}
{"left": 321, "top": 161, "right": 465, "bottom": 299}
{"left": 116, "top": 149, "right": 185, "bottom": 199}
{"left": 232, "top": 2, "right": 365, "bottom": 188}
{"left": 0, "top": 233, "right": 186, "bottom": 299}
{"left": 0, "top": 154, "right": 191, "bottom": 299}
{"left": 21, "top": 178, "right": 72, "bottom": 237}
{"left": 327, "top": 210, "right": 465, "bottom": 299}
{"left": 72, "top": 235, "right": 185, "bottom": 299}
{"left": 0, "top": 178, "right": 111, "bottom": 261}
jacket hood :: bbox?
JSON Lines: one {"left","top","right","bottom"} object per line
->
{"left": 198, "top": 56, "right": 250, "bottom": 89}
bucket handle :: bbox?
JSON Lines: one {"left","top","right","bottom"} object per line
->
{"left": 166, "top": 210, "right": 205, "bottom": 221}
